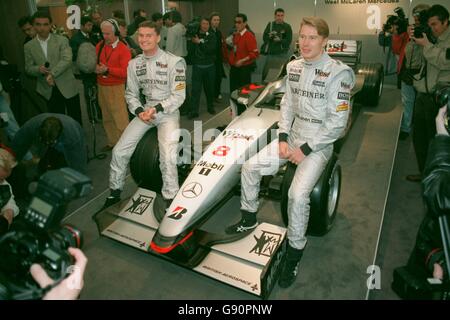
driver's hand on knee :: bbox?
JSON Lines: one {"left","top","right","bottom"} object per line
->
{"left": 279, "top": 141, "right": 290, "bottom": 159}
{"left": 288, "top": 148, "right": 305, "bottom": 165}
{"left": 139, "top": 111, "right": 152, "bottom": 124}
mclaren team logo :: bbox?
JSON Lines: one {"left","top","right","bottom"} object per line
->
{"left": 168, "top": 206, "right": 188, "bottom": 220}
{"left": 182, "top": 182, "right": 203, "bottom": 198}
{"left": 125, "top": 194, "right": 154, "bottom": 215}
{"left": 249, "top": 230, "right": 282, "bottom": 257}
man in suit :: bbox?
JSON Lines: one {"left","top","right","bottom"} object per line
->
{"left": 25, "top": 12, "right": 82, "bottom": 125}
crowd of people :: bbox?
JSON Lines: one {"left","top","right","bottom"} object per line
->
{"left": 0, "top": 3, "right": 448, "bottom": 299}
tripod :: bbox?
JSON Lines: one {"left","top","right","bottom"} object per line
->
{"left": 86, "top": 84, "right": 106, "bottom": 161}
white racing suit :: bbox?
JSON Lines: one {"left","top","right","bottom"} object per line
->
{"left": 110, "top": 48, "right": 186, "bottom": 199}
{"left": 241, "top": 53, "right": 355, "bottom": 249}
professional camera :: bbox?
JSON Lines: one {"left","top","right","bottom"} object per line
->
{"left": 383, "top": 7, "right": 408, "bottom": 34}
{"left": 0, "top": 168, "right": 92, "bottom": 300}
{"left": 435, "top": 82, "right": 450, "bottom": 134}
{"left": 185, "top": 16, "right": 201, "bottom": 39}
{"left": 413, "top": 9, "right": 436, "bottom": 43}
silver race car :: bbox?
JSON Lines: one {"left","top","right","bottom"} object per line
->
{"left": 94, "top": 39, "right": 384, "bottom": 298}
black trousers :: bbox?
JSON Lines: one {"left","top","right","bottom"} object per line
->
{"left": 214, "top": 61, "right": 224, "bottom": 98}
{"left": 81, "top": 73, "right": 102, "bottom": 122}
{"left": 191, "top": 64, "right": 215, "bottom": 114}
{"left": 412, "top": 92, "right": 439, "bottom": 173}
{"left": 230, "top": 64, "right": 253, "bottom": 94}
{"left": 47, "top": 85, "right": 82, "bottom": 125}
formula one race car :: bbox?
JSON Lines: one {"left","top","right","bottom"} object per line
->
{"left": 94, "top": 39, "right": 384, "bottom": 298}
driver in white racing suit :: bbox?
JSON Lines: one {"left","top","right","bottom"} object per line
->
{"left": 225, "top": 17, "right": 355, "bottom": 288}
{"left": 103, "top": 21, "right": 186, "bottom": 208}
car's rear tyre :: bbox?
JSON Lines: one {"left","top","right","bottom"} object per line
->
{"left": 280, "top": 153, "right": 341, "bottom": 236}
{"left": 130, "top": 127, "right": 163, "bottom": 193}
{"left": 355, "top": 63, "right": 384, "bottom": 107}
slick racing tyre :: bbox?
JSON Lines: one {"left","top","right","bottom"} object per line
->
{"left": 280, "top": 153, "right": 341, "bottom": 236}
{"left": 130, "top": 127, "right": 163, "bottom": 193}
{"left": 355, "top": 63, "right": 384, "bottom": 107}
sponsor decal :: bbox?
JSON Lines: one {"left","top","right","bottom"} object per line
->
{"left": 251, "top": 284, "right": 258, "bottom": 292}
{"left": 181, "top": 182, "right": 203, "bottom": 199}
{"left": 249, "top": 230, "right": 283, "bottom": 257}
{"left": 212, "top": 146, "right": 230, "bottom": 157}
{"left": 341, "top": 81, "right": 351, "bottom": 90}
{"left": 105, "top": 228, "right": 146, "bottom": 248}
{"left": 200, "top": 265, "right": 254, "bottom": 288}
{"left": 168, "top": 206, "right": 187, "bottom": 220}
{"left": 175, "top": 75, "right": 186, "bottom": 81}
{"left": 298, "top": 115, "right": 322, "bottom": 124}
{"left": 176, "top": 68, "right": 184, "bottom": 73}
{"left": 290, "top": 88, "right": 325, "bottom": 99}
{"left": 156, "top": 71, "right": 167, "bottom": 76}
{"left": 197, "top": 160, "right": 224, "bottom": 171}
{"left": 175, "top": 83, "right": 185, "bottom": 91}
{"left": 288, "top": 73, "right": 300, "bottom": 82}
{"left": 315, "top": 69, "right": 330, "bottom": 78}
{"left": 327, "top": 41, "right": 347, "bottom": 53}
{"left": 125, "top": 194, "right": 154, "bottom": 215}
{"left": 156, "top": 61, "right": 168, "bottom": 68}
{"left": 336, "top": 102, "right": 349, "bottom": 112}
{"left": 337, "top": 92, "right": 350, "bottom": 100}
{"left": 290, "top": 67, "right": 302, "bottom": 74}
{"left": 140, "top": 79, "right": 168, "bottom": 85}
{"left": 223, "top": 129, "right": 254, "bottom": 141}
{"left": 312, "top": 80, "right": 325, "bottom": 87}
{"left": 136, "top": 69, "right": 147, "bottom": 76}
{"left": 199, "top": 168, "right": 211, "bottom": 176}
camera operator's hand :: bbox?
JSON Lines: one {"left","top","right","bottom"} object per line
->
{"left": 30, "top": 247, "right": 87, "bottom": 300}
{"left": 191, "top": 35, "right": 201, "bottom": 44}
{"left": 436, "top": 106, "right": 449, "bottom": 136}
{"left": 1, "top": 209, "right": 14, "bottom": 226}
{"left": 412, "top": 32, "right": 431, "bottom": 46}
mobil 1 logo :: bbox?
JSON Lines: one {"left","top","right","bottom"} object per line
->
{"left": 197, "top": 160, "right": 224, "bottom": 176}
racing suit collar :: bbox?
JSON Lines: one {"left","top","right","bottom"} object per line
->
{"left": 303, "top": 52, "right": 331, "bottom": 68}
{"left": 142, "top": 47, "right": 163, "bottom": 60}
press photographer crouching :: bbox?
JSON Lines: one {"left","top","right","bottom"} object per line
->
{"left": 406, "top": 4, "right": 450, "bottom": 182}
{"left": 0, "top": 168, "right": 91, "bottom": 299}
{"left": 392, "top": 85, "right": 450, "bottom": 299}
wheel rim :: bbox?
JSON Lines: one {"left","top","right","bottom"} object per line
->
{"left": 327, "top": 165, "right": 340, "bottom": 218}
{"left": 378, "top": 75, "right": 384, "bottom": 98}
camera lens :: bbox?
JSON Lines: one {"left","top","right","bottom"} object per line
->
{"left": 57, "top": 224, "right": 83, "bottom": 249}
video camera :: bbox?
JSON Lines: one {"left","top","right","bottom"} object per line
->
{"left": 0, "top": 168, "right": 92, "bottom": 300}
{"left": 413, "top": 9, "right": 437, "bottom": 44}
{"left": 383, "top": 7, "right": 408, "bottom": 34}
{"left": 435, "top": 82, "right": 450, "bottom": 134}
{"left": 185, "top": 16, "right": 201, "bottom": 39}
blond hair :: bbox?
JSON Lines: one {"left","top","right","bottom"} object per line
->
{"left": 300, "top": 17, "right": 329, "bottom": 38}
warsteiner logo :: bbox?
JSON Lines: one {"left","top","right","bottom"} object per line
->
{"left": 249, "top": 230, "right": 282, "bottom": 257}
{"left": 168, "top": 206, "right": 188, "bottom": 220}
{"left": 125, "top": 194, "right": 154, "bottom": 215}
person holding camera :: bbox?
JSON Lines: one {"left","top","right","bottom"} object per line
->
{"left": 0, "top": 147, "right": 18, "bottom": 236}
{"left": 188, "top": 17, "right": 216, "bottom": 119}
{"left": 406, "top": 5, "right": 450, "bottom": 183}
{"left": 261, "top": 8, "right": 292, "bottom": 81}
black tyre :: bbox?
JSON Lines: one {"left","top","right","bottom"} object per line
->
{"left": 280, "top": 153, "right": 341, "bottom": 236}
{"left": 129, "top": 127, "right": 163, "bottom": 192}
{"left": 355, "top": 63, "right": 384, "bottom": 107}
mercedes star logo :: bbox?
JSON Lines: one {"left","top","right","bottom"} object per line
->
{"left": 182, "top": 182, "right": 203, "bottom": 198}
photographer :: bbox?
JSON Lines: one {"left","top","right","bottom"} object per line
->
{"left": 407, "top": 5, "right": 450, "bottom": 182}
{"left": 261, "top": 8, "right": 292, "bottom": 81}
{"left": 0, "top": 148, "right": 18, "bottom": 236}
{"left": 188, "top": 17, "right": 216, "bottom": 119}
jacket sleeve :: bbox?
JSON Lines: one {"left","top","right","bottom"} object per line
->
{"left": 282, "top": 24, "right": 292, "bottom": 51}
{"left": 24, "top": 43, "right": 41, "bottom": 77}
{"left": 278, "top": 66, "right": 296, "bottom": 142}
{"left": 246, "top": 33, "right": 259, "bottom": 61}
{"left": 166, "top": 27, "right": 176, "bottom": 54}
{"left": 422, "top": 135, "right": 450, "bottom": 218}
{"left": 125, "top": 61, "right": 143, "bottom": 115}
{"left": 159, "top": 59, "right": 186, "bottom": 114}
{"left": 422, "top": 40, "right": 450, "bottom": 70}
{"left": 11, "top": 120, "right": 34, "bottom": 162}
{"left": 51, "top": 36, "right": 73, "bottom": 79}
{"left": 108, "top": 45, "right": 131, "bottom": 79}
{"left": 305, "top": 68, "right": 354, "bottom": 152}
{"left": 262, "top": 22, "right": 271, "bottom": 44}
